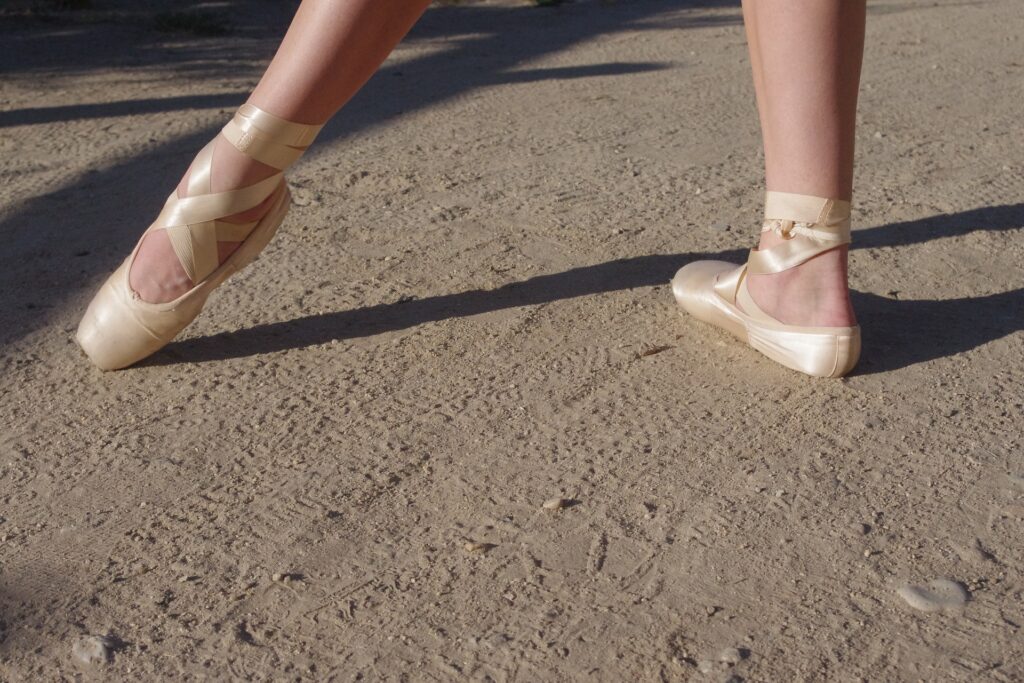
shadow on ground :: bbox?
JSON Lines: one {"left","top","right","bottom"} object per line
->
{"left": 147, "top": 204, "right": 1024, "bottom": 374}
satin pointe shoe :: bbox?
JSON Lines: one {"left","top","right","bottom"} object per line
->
{"left": 76, "top": 105, "right": 322, "bottom": 370}
{"left": 672, "top": 191, "right": 861, "bottom": 378}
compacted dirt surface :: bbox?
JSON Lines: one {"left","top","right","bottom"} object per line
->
{"left": 1, "top": 0, "right": 1022, "bottom": 680}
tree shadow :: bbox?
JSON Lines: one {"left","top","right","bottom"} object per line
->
{"left": 0, "top": 93, "right": 250, "bottom": 128}
{"left": 0, "top": 0, "right": 298, "bottom": 78}
{"left": 147, "top": 203, "right": 1024, "bottom": 374}
{"left": 0, "top": 60, "right": 665, "bottom": 128}
{"left": 0, "top": 0, "right": 737, "bottom": 349}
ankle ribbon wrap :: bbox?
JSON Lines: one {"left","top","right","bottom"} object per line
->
{"left": 747, "top": 191, "right": 851, "bottom": 275}
{"left": 711, "top": 191, "right": 852, "bottom": 306}
{"left": 220, "top": 104, "right": 323, "bottom": 171}
{"left": 149, "top": 105, "right": 322, "bottom": 284}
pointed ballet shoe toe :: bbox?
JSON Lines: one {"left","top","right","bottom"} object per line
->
{"left": 672, "top": 191, "right": 861, "bottom": 378}
{"left": 76, "top": 254, "right": 219, "bottom": 371}
{"left": 77, "top": 260, "right": 191, "bottom": 371}
{"left": 671, "top": 260, "right": 747, "bottom": 340}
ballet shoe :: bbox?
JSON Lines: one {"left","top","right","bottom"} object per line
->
{"left": 672, "top": 191, "right": 860, "bottom": 378}
{"left": 76, "top": 104, "right": 322, "bottom": 370}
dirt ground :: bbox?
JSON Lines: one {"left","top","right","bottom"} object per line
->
{"left": 1, "top": 0, "right": 1022, "bottom": 680}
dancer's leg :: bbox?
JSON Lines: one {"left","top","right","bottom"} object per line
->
{"left": 131, "top": 0, "right": 431, "bottom": 302}
{"left": 740, "top": 0, "right": 866, "bottom": 327}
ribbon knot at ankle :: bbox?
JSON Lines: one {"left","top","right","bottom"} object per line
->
{"left": 760, "top": 219, "right": 846, "bottom": 244}
{"left": 763, "top": 191, "right": 852, "bottom": 241}
{"left": 746, "top": 191, "right": 854, "bottom": 276}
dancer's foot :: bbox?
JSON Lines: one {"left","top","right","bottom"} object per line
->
{"left": 128, "top": 137, "right": 279, "bottom": 303}
{"left": 77, "top": 104, "right": 322, "bottom": 371}
{"left": 671, "top": 192, "right": 860, "bottom": 377}
{"left": 743, "top": 232, "right": 856, "bottom": 328}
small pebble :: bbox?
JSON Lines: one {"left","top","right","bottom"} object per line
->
{"left": 72, "top": 635, "right": 113, "bottom": 665}
{"left": 271, "top": 573, "right": 284, "bottom": 582}
{"left": 542, "top": 497, "right": 572, "bottom": 511}
{"left": 463, "top": 541, "right": 496, "bottom": 554}
{"left": 897, "top": 579, "right": 969, "bottom": 612}
{"left": 697, "top": 659, "right": 715, "bottom": 674}
{"left": 719, "top": 647, "right": 747, "bottom": 664}
{"left": 484, "top": 633, "right": 511, "bottom": 648}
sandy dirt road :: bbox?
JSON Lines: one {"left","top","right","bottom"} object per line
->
{"left": 1, "top": 0, "right": 1022, "bottom": 679}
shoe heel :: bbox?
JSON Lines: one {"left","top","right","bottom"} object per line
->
{"left": 746, "top": 322, "right": 861, "bottom": 378}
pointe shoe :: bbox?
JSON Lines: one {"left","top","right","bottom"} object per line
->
{"left": 76, "top": 104, "right": 322, "bottom": 370}
{"left": 672, "top": 191, "right": 861, "bottom": 378}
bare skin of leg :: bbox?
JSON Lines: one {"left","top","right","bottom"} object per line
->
{"left": 740, "top": 0, "right": 866, "bottom": 327}
{"left": 131, "top": 0, "right": 432, "bottom": 303}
